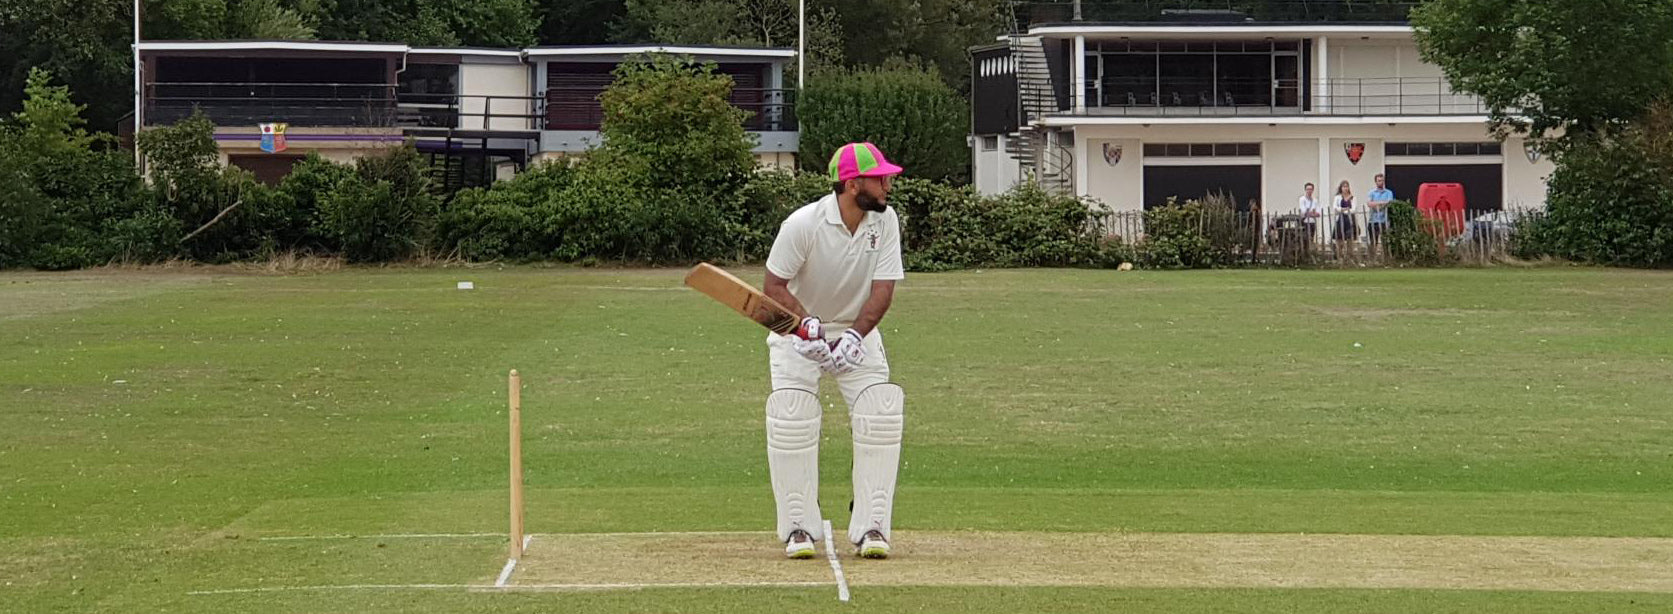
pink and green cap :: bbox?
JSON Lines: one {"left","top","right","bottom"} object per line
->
{"left": 828, "top": 142, "right": 904, "bottom": 182}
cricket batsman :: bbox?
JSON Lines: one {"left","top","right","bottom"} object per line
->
{"left": 761, "top": 142, "right": 905, "bottom": 559}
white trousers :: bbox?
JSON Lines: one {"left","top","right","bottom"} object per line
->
{"left": 764, "top": 329, "right": 897, "bottom": 544}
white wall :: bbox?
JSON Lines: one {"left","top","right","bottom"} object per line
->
{"left": 1070, "top": 121, "right": 1544, "bottom": 213}
{"left": 1263, "top": 139, "right": 1319, "bottom": 214}
{"left": 972, "top": 134, "right": 1024, "bottom": 196}
{"left": 1503, "top": 137, "right": 1555, "bottom": 210}
{"left": 1327, "top": 39, "right": 1475, "bottom": 114}
{"left": 459, "top": 63, "right": 532, "bottom": 130}
{"left": 1080, "top": 137, "right": 1142, "bottom": 212}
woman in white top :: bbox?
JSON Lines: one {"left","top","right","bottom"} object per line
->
{"left": 1331, "top": 180, "right": 1358, "bottom": 249}
{"left": 1298, "top": 182, "right": 1320, "bottom": 248}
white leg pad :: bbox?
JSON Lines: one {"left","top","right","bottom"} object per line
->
{"left": 847, "top": 383, "right": 904, "bottom": 544}
{"left": 767, "top": 388, "right": 823, "bottom": 542}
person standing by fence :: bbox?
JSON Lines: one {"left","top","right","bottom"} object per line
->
{"left": 1299, "top": 183, "right": 1321, "bottom": 251}
{"left": 1367, "top": 174, "right": 1394, "bottom": 256}
{"left": 1331, "top": 180, "right": 1358, "bottom": 258}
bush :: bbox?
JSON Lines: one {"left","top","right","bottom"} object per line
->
{"left": 317, "top": 145, "right": 438, "bottom": 262}
{"left": 799, "top": 63, "right": 970, "bottom": 184}
{"left": 895, "top": 178, "right": 1111, "bottom": 270}
{"left": 273, "top": 153, "right": 357, "bottom": 251}
{"left": 1, "top": 68, "right": 163, "bottom": 269}
{"left": 1135, "top": 196, "right": 1242, "bottom": 269}
{"left": 139, "top": 112, "right": 283, "bottom": 263}
{"left": 436, "top": 161, "right": 577, "bottom": 261}
{"left": 1511, "top": 125, "right": 1673, "bottom": 267}
{"left": 1384, "top": 200, "right": 1445, "bottom": 266}
{"left": 737, "top": 168, "right": 831, "bottom": 258}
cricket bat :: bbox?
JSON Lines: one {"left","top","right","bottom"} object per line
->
{"left": 683, "top": 263, "right": 804, "bottom": 335}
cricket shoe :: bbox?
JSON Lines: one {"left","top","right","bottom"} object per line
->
{"left": 784, "top": 529, "right": 817, "bottom": 559}
{"left": 856, "top": 530, "right": 890, "bottom": 559}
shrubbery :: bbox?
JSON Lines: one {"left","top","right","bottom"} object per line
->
{"left": 1510, "top": 112, "right": 1673, "bottom": 266}
{"left": 798, "top": 63, "right": 969, "bottom": 184}
{"left": 1384, "top": 200, "right": 1445, "bottom": 266}
{"left": 891, "top": 178, "right": 1117, "bottom": 271}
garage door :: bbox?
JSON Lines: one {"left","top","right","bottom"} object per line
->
{"left": 1385, "top": 164, "right": 1503, "bottom": 211}
{"left": 1143, "top": 165, "right": 1262, "bottom": 210}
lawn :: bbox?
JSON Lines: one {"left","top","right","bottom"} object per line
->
{"left": 2, "top": 266, "right": 1670, "bottom": 612}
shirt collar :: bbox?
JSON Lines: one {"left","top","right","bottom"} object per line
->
{"left": 820, "top": 193, "right": 874, "bottom": 228}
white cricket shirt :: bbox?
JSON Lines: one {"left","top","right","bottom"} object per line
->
{"left": 765, "top": 193, "right": 904, "bottom": 329}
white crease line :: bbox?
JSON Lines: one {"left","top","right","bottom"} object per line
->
{"left": 255, "top": 530, "right": 765, "bottom": 542}
{"left": 190, "top": 581, "right": 830, "bottom": 596}
{"left": 495, "top": 535, "right": 536, "bottom": 588}
{"left": 259, "top": 532, "right": 504, "bottom": 541}
{"left": 494, "top": 559, "right": 518, "bottom": 587}
{"left": 823, "top": 520, "right": 851, "bottom": 603}
{"left": 490, "top": 581, "right": 831, "bottom": 591}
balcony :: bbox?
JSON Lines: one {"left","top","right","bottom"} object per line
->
{"left": 1063, "top": 77, "right": 1483, "bottom": 117}
{"left": 544, "top": 87, "right": 798, "bottom": 132}
{"left": 1018, "top": 0, "right": 1419, "bottom": 26}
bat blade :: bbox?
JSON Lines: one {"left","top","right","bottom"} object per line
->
{"left": 683, "top": 263, "right": 803, "bottom": 335}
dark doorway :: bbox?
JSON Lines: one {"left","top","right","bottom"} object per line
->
{"left": 1384, "top": 164, "right": 1503, "bottom": 211}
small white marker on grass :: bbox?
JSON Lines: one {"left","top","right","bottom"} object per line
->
{"left": 457, "top": 281, "right": 475, "bottom": 290}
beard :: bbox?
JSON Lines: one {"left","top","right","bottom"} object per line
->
{"left": 856, "top": 192, "right": 888, "bottom": 212}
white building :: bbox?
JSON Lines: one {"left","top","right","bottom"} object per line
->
{"left": 134, "top": 42, "right": 797, "bottom": 191}
{"left": 970, "top": 4, "right": 1552, "bottom": 214}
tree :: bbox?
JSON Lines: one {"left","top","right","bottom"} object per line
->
{"left": 0, "top": 0, "right": 135, "bottom": 134}
{"left": 311, "top": 0, "right": 537, "bottom": 47}
{"left": 798, "top": 62, "right": 969, "bottom": 183}
{"left": 612, "top": 0, "right": 846, "bottom": 72}
{"left": 1411, "top": 0, "right": 1673, "bottom": 144}
{"left": 539, "top": 0, "right": 627, "bottom": 45}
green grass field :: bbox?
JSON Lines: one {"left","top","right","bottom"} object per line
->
{"left": 3, "top": 266, "right": 1671, "bottom": 612}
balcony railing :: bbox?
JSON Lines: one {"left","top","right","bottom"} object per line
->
{"left": 544, "top": 87, "right": 798, "bottom": 132}
{"left": 1064, "top": 77, "right": 1482, "bottom": 116}
{"left": 145, "top": 82, "right": 399, "bottom": 127}
{"left": 1018, "top": 0, "right": 1419, "bottom": 27}
{"left": 146, "top": 82, "right": 800, "bottom": 132}
{"left": 395, "top": 93, "right": 545, "bottom": 132}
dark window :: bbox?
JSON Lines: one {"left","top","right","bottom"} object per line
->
{"left": 1481, "top": 142, "right": 1502, "bottom": 155}
{"left": 1146, "top": 143, "right": 1261, "bottom": 158}
{"left": 398, "top": 64, "right": 458, "bottom": 96}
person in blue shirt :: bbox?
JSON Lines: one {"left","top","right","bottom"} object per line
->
{"left": 1367, "top": 174, "right": 1395, "bottom": 254}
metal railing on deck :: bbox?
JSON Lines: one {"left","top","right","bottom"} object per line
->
{"left": 544, "top": 86, "right": 797, "bottom": 132}
{"left": 1017, "top": 0, "right": 1419, "bottom": 27}
{"left": 1076, "top": 77, "right": 1483, "bottom": 116}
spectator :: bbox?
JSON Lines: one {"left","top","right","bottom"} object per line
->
{"left": 1367, "top": 174, "right": 1394, "bottom": 254}
{"left": 1299, "top": 182, "right": 1321, "bottom": 249}
{"left": 1332, "top": 180, "right": 1358, "bottom": 255}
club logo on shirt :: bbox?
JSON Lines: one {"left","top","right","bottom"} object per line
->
{"left": 865, "top": 229, "right": 880, "bottom": 251}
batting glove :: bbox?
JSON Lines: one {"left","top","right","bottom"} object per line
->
{"left": 826, "top": 329, "right": 865, "bottom": 374}
{"left": 789, "top": 317, "right": 832, "bottom": 367}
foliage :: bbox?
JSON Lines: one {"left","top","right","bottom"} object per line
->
{"left": 596, "top": 55, "right": 759, "bottom": 195}
{"left": 1134, "top": 195, "right": 1250, "bottom": 269}
{"left": 613, "top": 0, "right": 846, "bottom": 72}
{"left": 316, "top": 145, "right": 439, "bottom": 262}
{"left": 893, "top": 178, "right": 1111, "bottom": 270}
{"left": 138, "top": 112, "right": 284, "bottom": 262}
{"left": 272, "top": 153, "right": 357, "bottom": 250}
{"left": 2, "top": 69, "right": 162, "bottom": 269}
{"left": 435, "top": 161, "right": 578, "bottom": 261}
{"left": 1384, "top": 200, "right": 1444, "bottom": 266}
{"left": 1510, "top": 120, "right": 1673, "bottom": 267}
{"left": 798, "top": 64, "right": 970, "bottom": 183}
{"left": 1412, "top": 0, "right": 1673, "bottom": 144}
